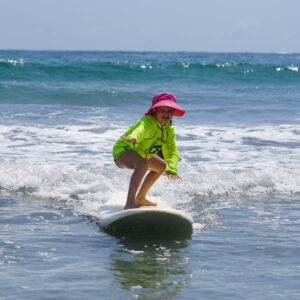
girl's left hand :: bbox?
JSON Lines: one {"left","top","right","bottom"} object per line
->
{"left": 163, "top": 172, "right": 181, "bottom": 180}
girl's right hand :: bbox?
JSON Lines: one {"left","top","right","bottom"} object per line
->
{"left": 121, "top": 136, "right": 140, "bottom": 144}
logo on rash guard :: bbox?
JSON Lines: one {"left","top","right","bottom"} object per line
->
{"left": 148, "top": 144, "right": 162, "bottom": 154}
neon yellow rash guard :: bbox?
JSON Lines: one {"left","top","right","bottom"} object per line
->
{"left": 113, "top": 115, "right": 180, "bottom": 175}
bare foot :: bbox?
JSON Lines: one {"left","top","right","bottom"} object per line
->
{"left": 124, "top": 202, "right": 139, "bottom": 210}
{"left": 136, "top": 198, "right": 157, "bottom": 207}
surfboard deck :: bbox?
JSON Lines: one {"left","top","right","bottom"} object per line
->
{"left": 99, "top": 202, "right": 193, "bottom": 239}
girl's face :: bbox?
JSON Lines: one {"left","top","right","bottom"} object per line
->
{"left": 153, "top": 106, "right": 175, "bottom": 125}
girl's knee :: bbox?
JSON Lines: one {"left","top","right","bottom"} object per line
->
{"left": 158, "top": 160, "right": 167, "bottom": 174}
{"left": 149, "top": 155, "right": 167, "bottom": 174}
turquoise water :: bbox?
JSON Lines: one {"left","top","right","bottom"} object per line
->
{"left": 1, "top": 51, "right": 300, "bottom": 299}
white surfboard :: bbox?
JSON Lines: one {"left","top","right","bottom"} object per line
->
{"left": 98, "top": 198, "right": 193, "bottom": 238}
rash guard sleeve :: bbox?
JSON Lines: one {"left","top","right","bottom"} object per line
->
{"left": 162, "top": 126, "right": 180, "bottom": 175}
{"left": 123, "top": 117, "right": 154, "bottom": 143}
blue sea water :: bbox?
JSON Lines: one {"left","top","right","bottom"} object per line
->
{"left": 0, "top": 50, "right": 300, "bottom": 299}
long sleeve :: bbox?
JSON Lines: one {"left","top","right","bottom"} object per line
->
{"left": 123, "top": 117, "right": 155, "bottom": 142}
{"left": 162, "top": 126, "right": 180, "bottom": 175}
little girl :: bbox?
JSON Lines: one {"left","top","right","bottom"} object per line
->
{"left": 113, "top": 93, "right": 185, "bottom": 209}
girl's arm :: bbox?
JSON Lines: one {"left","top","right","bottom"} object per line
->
{"left": 121, "top": 136, "right": 140, "bottom": 144}
{"left": 163, "top": 126, "right": 180, "bottom": 178}
{"left": 121, "top": 116, "right": 153, "bottom": 145}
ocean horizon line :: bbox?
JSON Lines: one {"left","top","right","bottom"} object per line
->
{"left": 0, "top": 49, "right": 298, "bottom": 55}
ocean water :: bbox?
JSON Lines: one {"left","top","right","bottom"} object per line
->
{"left": 0, "top": 50, "right": 300, "bottom": 299}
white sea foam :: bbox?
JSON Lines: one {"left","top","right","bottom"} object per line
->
{"left": 287, "top": 65, "right": 299, "bottom": 72}
{"left": 0, "top": 58, "right": 25, "bottom": 65}
{"left": 0, "top": 123, "right": 299, "bottom": 221}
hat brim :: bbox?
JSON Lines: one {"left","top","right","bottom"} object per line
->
{"left": 144, "top": 100, "right": 185, "bottom": 117}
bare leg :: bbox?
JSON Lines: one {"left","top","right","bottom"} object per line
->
{"left": 135, "top": 155, "right": 167, "bottom": 207}
{"left": 115, "top": 151, "right": 148, "bottom": 209}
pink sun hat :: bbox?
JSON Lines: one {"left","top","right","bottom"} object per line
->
{"left": 144, "top": 93, "right": 186, "bottom": 117}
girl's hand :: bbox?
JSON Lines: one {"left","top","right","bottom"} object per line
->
{"left": 163, "top": 172, "right": 181, "bottom": 180}
{"left": 121, "top": 136, "right": 140, "bottom": 144}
